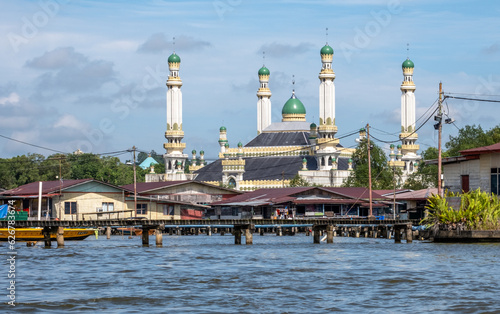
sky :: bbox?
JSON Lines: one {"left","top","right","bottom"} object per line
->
{"left": 1, "top": 0, "right": 499, "bottom": 163}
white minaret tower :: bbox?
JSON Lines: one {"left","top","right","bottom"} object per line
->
{"left": 257, "top": 57, "right": 272, "bottom": 134}
{"left": 316, "top": 37, "right": 339, "bottom": 171}
{"left": 398, "top": 55, "right": 421, "bottom": 178}
{"left": 163, "top": 50, "right": 188, "bottom": 175}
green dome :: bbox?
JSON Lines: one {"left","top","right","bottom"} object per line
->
{"left": 359, "top": 128, "right": 366, "bottom": 132}
{"left": 397, "top": 144, "right": 402, "bottom": 149}
{"left": 302, "top": 158, "right": 307, "bottom": 163}
{"left": 200, "top": 150, "right": 204, "bottom": 155}
{"left": 224, "top": 143, "right": 229, "bottom": 148}
{"left": 168, "top": 53, "right": 181, "bottom": 63}
{"left": 390, "top": 144, "right": 395, "bottom": 149}
{"left": 191, "top": 149, "right": 196, "bottom": 154}
{"left": 348, "top": 158, "right": 353, "bottom": 163}
{"left": 258, "top": 66, "right": 270, "bottom": 76}
{"left": 402, "top": 58, "right": 414, "bottom": 68}
{"left": 220, "top": 126, "right": 226, "bottom": 132}
{"left": 310, "top": 122, "right": 317, "bottom": 129}
{"left": 321, "top": 44, "right": 334, "bottom": 55}
{"left": 237, "top": 142, "right": 243, "bottom": 148}
{"left": 282, "top": 93, "right": 306, "bottom": 115}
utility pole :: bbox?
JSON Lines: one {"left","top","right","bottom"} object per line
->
{"left": 437, "top": 83, "right": 443, "bottom": 197}
{"left": 366, "top": 123, "right": 373, "bottom": 218}
{"left": 133, "top": 146, "right": 137, "bottom": 218}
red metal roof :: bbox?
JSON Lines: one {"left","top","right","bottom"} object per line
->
{"left": 121, "top": 181, "right": 241, "bottom": 194}
{"left": 459, "top": 142, "right": 500, "bottom": 156}
{"left": 0, "top": 179, "right": 133, "bottom": 196}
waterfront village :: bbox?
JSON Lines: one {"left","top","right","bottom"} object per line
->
{"left": 1, "top": 43, "right": 500, "bottom": 241}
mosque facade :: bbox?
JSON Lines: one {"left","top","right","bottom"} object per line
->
{"left": 146, "top": 43, "right": 421, "bottom": 190}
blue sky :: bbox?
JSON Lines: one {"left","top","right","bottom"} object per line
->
{"left": 1, "top": 0, "right": 499, "bottom": 162}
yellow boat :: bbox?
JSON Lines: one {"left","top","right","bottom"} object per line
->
{"left": 0, "top": 228, "right": 96, "bottom": 241}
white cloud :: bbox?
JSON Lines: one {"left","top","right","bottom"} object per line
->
{"left": 0, "top": 92, "right": 19, "bottom": 106}
{"left": 54, "top": 114, "right": 87, "bottom": 130}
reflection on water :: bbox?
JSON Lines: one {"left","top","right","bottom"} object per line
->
{"left": 3, "top": 234, "right": 499, "bottom": 313}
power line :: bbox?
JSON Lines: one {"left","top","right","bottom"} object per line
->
{"left": 444, "top": 95, "right": 500, "bottom": 103}
{"left": 0, "top": 133, "right": 68, "bottom": 154}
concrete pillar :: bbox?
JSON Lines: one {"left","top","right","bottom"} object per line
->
{"left": 142, "top": 229, "right": 150, "bottom": 246}
{"left": 221, "top": 229, "right": 225, "bottom": 236}
{"left": 276, "top": 227, "right": 282, "bottom": 236}
{"left": 386, "top": 227, "right": 392, "bottom": 239}
{"left": 406, "top": 226, "right": 413, "bottom": 243}
{"left": 234, "top": 229, "right": 242, "bottom": 245}
{"left": 106, "top": 226, "right": 111, "bottom": 239}
{"left": 333, "top": 229, "right": 337, "bottom": 237}
{"left": 42, "top": 227, "right": 52, "bottom": 247}
{"left": 326, "top": 225, "right": 334, "bottom": 244}
{"left": 207, "top": 227, "right": 212, "bottom": 236}
{"left": 176, "top": 227, "right": 180, "bottom": 235}
{"left": 394, "top": 228, "right": 402, "bottom": 243}
{"left": 155, "top": 229, "right": 163, "bottom": 246}
{"left": 355, "top": 228, "right": 360, "bottom": 238}
{"left": 56, "top": 226, "right": 64, "bottom": 247}
{"left": 245, "top": 229, "right": 253, "bottom": 245}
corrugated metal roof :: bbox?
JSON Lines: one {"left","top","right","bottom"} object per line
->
{"left": 262, "top": 121, "right": 311, "bottom": 132}
{"left": 245, "top": 131, "right": 310, "bottom": 147}
{"left": 195, "top": 155, "right": 350, "bottom": 182}
{"left": 460, "top": 142, "right": 500, "bottom": 155}
{"left": 0, "top": 179, "right": 133, "bottom": 196}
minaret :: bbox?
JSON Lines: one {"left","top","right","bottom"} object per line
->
{"left": 316, "top": 40, "right": 339, "bottom": 170}
{"left": 398, "top": 56, "right": 421, "bottom": 177}
{"left": 163, "top": 50, "right": 188, "bottom": 174}
{"left": 257, "top": 59, "right": 272, "bottom": 134}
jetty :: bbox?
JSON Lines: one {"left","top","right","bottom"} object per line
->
{"left": 1, "top": 218, "right": 418, "bottom": 247}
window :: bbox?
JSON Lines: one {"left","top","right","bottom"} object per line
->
{"left": 136, "top": 203, "right": 147, "bottom": 215}
{"left": 491, "top": 168, "right": 499, "bottom": 195}
{"left": 102, "top": 202, "right": 114, "bottom": 212}
{"left": 163, "top": 205, "right": 175, "bottom": 215}
{"left": 64, "top": 202, "right": 77, "bottom": 215}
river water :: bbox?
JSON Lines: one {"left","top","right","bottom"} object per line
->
{"left": 2, "top": 234, "right": 500, "bottom": 313}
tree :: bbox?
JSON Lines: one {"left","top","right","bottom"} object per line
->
{"left": 403, "top": 147, "right": 438, "bottom": 190}
{"left": 343, "top": 139, "right": 396, "bottom": 189}
{"left": 289, "top": 174, "right": 310, "bottom": 187}
{"left": 445, "top": 124, "right": 500, "bottom": 157}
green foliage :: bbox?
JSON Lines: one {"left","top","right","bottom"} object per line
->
{"left": 289, "top": 174, "right": 310, "bottom": 187}
{"left": 0, "top": 152, "right": 152, "bottom": 189}
{"left": 343, "top": 139, "right": 397, "bottom": 189}
{"left": 403, "top": 147, "right": 438, "bottom": 190}
{"left": 422, "top": 189, "right": 500, "bottom": 230}
{"left": 445, "top": 124, "right": 500, "bottom": 157}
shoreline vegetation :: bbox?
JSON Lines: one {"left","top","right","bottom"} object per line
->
{"left": 422, "top": 189, "right": 500, "bottom": 231}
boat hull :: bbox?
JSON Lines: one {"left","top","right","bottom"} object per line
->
{"left": 0, "top": 228, "right": 95, "bottom": 241}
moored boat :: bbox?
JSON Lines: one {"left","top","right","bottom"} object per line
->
{"left": 0, "top": 228, "right": 95, "bottom": 241}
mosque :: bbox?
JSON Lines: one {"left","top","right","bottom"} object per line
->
{"left": 146, "top": 42, "right": 421, "bottom": 190}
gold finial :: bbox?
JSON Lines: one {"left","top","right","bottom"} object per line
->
{"left": 326, "top": 27, "right": 329, "bottom": 45}
{"left": 263, "top": 51, "right": 265, "bottom": 66}
{"left": 173, "top": 36, "right": 176, "bottom": 53}
{"left": 407, "top": 43, "right": 409, "bottom": 59}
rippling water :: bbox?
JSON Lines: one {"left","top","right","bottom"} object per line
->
{"left": 2, "top": 233, "right": 500, "bottom": 313}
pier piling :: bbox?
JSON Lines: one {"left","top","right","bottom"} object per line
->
{"left": 56, "top": 226, "right": 64, "bottom": 247}
{"left": 142, "top": 229, "right": 150, "bottom": 246}
{"left": 155, "top": 229, "right": 163, "bottom": 246}
{"left": 42, "top": 227, "right": 51, "bottom": 247}
{"left": 106, "top": 226, "right": 111, "bottom": 239}
{"left": 326, "top": 225, "right": 334, "bottom": 243}
{"left": 245, "top": 228, "right": 253, "bottom": 245}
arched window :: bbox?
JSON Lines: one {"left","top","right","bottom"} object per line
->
{"left": 228, "top": 178, "right": 236, "bottom": 188}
